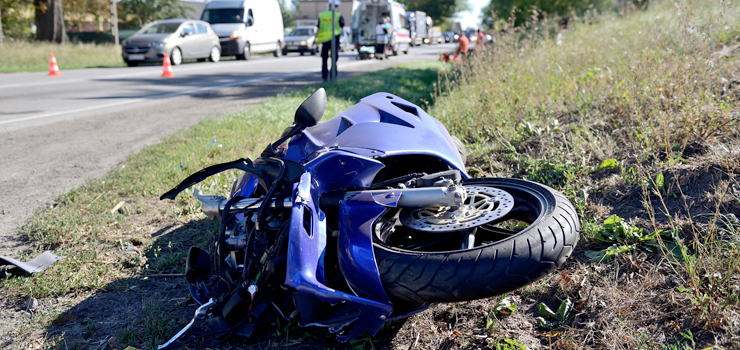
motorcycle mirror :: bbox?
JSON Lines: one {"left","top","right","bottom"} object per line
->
{"left": 294, "top": 88, "right": 326, "bottom": 127}
{"left": 185, "top": 246, "right": 212, "bottom": 284}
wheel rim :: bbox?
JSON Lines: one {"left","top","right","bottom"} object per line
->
{"left": 375, "top": 181, "right": 547, "bottom": 252}
{"left": 171, "top": 48, "right": 182, "bottom": 65}
{"left": 399, "top": 186, "right": 514, "bottom": 232}
{"left": 211, "top": 47, "right": 220, "bottom": 62}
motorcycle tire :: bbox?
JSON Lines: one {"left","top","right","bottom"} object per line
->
{"left": 373, "top": 177, "right": 579, "bottom": 303}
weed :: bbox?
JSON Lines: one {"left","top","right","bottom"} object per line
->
{"left": 583, "top": 215, "right": 677, "bottom": 262}
{"left": 535, "top": 298, "right": 574, "bottom": 329}
{"left": 495, "top": 338, "right": 529, "bottom": 350}
{"left": 487, "top": 295, "right": 517, "bottom": 331}
{"left": 661, "top": 330, "right": 697, "bottom": 350}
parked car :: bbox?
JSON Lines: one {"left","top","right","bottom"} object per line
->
{"left": 200, "top": 0, "right": 284, "bottom": 60}
{"left": 121, "top": 19, "right": 221, "bottom": 67}
{"left": 283, "top": 26, "right": 317, "bottom": 55}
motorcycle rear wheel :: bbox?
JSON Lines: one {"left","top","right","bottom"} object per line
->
{"left": 373, "top": 178, "right": 579, "bottom": 303}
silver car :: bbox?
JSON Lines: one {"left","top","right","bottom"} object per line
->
{"left": 282, "top": 26, "right": 317, "bottom": 56}
{"left": 121, "top": 19, "right": 221, "bottom": 66}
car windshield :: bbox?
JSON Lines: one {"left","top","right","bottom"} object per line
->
{"left": 289, "top": 28, "right": 313, "bottom": 36}
{"left": 139, "top": 22, "right": 181, "bottom": 34}
{"left": 201, "top": 8, "right": 244, "bottom": 24}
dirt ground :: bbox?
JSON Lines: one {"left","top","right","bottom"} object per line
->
{"left": 2, "top": 146, "right": 738, "bottom": 350}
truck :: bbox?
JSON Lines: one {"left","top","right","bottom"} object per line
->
{"left": 406, "top": 11, "right": 426, "bottom": 46}
{"left": 424, "top": 15, "right": 433, "bottom": 44}
{"left": 430, "top": 26, "right": 442, "bottom": 44}
{"left": 354, "top": 0, "right": 410, "bottom": 57}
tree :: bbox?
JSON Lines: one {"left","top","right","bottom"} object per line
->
{"left": 0, "top": 1, "right": 35, "bottom": 39}
{"left": 278, "top": 0, "right": 295, "bottom": 28}
{"left": 118, "top": 0, "right": 192, "bottom": 27}
{"left": 0, "top": 3, "right": 4, "bottom": 46}
{"left": 64, "top": 0, "right": 110, "bottom": 32}
{"left": 404, "top": 0, "right": 469, "bottom": 25}
{"left": 35, "top": 0, "right": 68, "bottom": 42}
{"left": 480, "top": 0, "right": 611, "bottom": 28}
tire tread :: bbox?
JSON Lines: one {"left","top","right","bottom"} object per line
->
{"left": 374, "top": 178, "right": 580, "bottom": 303}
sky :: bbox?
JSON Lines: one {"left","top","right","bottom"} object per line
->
{"left": 456, "top": 0, "right": 489, "bottom": 29}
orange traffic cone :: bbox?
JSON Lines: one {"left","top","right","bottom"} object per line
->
{"left": 48, "top": 53, "right": 62, "bottom": 76}
{"left": 161, "top": 54, "right": 175, "bottom": 78}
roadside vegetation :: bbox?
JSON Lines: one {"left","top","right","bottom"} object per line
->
{"left": 428, "top": 0, "right": 739, "bottom": 348}
{"left": 1, "top": 0, "right": 739, "bottom": 349}
{"left": 0, "top": 41, "right": 124, "bottom": 73}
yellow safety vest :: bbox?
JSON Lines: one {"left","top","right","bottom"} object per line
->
{"left": 317, "top": 11, "right": 342, "bottom": 44}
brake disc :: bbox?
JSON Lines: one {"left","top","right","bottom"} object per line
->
{"left": 399, "top": 185, "right": 514, "bottom": 232}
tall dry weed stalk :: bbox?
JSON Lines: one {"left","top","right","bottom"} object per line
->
{"left": 433, "top": 0, "right": 739, "bottom": 167}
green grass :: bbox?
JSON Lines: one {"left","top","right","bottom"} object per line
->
{"left": 0, "top": 60, "right": 445, "bottom": 300}
{"left": 0, "top": 41, "right": 125, "bottom": 73}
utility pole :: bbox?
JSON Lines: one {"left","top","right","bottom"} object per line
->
{"left": 110, "top": 0, "right": 119, "bottom": 47}
{"left": 330, "top": 1, "right": 337, "bottom": 80}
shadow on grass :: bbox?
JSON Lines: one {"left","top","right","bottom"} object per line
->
{"left": 322, "top": 64, "right": 443, "bottom": 109}
{"left": 80, "top": 63, "right": 444, "bottom": 111}
{"left": 45, "top": 218, "right": 410, "bottom": 350}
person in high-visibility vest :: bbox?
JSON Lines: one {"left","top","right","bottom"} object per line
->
{"left": 315, "top": 0, "right": 344, "bottom": 80}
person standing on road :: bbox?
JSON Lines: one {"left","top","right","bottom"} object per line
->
{"left": 315, "top": 0, "right": 344, "bottom": 80}
{"left": 375, "top": 18, "right": 388, "bottom": 59}
{"left": 477, "top": 29, "right": 486, "bottom": 52}
{"left": 384, "top": 16, "right": 394, "bottom": 54}
{"left": 453, "top": 32, "right": 469, "bottom": 62}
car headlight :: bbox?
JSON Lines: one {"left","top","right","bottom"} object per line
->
{"left": 230, "top": 30, "right": 242, "bottom": 40}
{"left": 151, "top": 38, "right": 169, "bottom": 48}
{"left": 300, "top": 41, "right": 307, "bottom": 45}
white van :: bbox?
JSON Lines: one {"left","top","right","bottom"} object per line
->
{"left": 355, "top": 0, "right": 410, "bottom": 56}
{"left": 200, "top": 0, "right": 284, "bottom": 60}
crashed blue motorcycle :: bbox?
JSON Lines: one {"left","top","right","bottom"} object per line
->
{"left": 158, "top": 89, "right": 580, "bottom": 348}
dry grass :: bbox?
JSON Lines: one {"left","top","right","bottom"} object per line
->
{"left": 0, "top": 41, "right": 124, "bottom": 73}
{"left": 414, "top": 0, "right": 740, "bottom": 348}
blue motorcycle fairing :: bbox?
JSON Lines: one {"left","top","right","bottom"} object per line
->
{"left": 231, "top": 173, "right": 260, "bottom": 198}
{"left": 285, "top": 172, "right": 393, "bottom": 342}
{"left": 304, "top": 150, "right": 386, "bottom": 201}
{"left": 337, "top": 191, "right": 399, "bottom": 303}
{"left": 285, "top": 93, "right": 467, "bottom": 175}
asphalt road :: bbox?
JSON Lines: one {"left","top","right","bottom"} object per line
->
{"left": 0, "top": 43, "right": 455, "bottom": 257}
